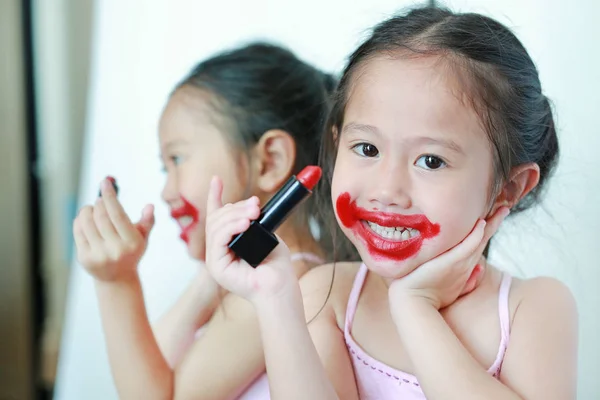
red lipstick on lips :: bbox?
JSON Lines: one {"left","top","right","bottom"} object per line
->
{"left": 336, "top": 192, "right": 440, "bottom": 261}
{"left": 170, "top": 195, "right": 199, "bottom": 244}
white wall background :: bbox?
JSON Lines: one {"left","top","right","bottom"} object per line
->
{"left": 55, "top": 0, "right": 599, "bottom": 399}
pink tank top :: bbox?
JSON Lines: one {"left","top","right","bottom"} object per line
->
{"left": 192, "top": 252, "right": 324, "bottom": 400}
{"left": 344, "top": 264, "right": 512, "bottom": 399}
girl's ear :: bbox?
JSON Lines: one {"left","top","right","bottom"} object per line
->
{"left": 488, "top": 162, "right": 540, "bottom": 216}
{"left": 250, "top": 129, "right": 296, "bottom": 194}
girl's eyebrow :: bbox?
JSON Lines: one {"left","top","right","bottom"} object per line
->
{"left": 160, "top": 139, "right": 189, "bottom": 152}
{"left": 408, "top": 136, "right": 465, "bottom": 155}
{"left": 342, "top": 121, "right": 464, "bottom": 155}
{"left": 342, "top": 122, "right": 381, "bottom": 138}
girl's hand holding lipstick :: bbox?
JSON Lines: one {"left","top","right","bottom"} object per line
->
{"left": 204, "top": 176, "right": 296, "bottom": 303}
{"left": 73, "top": 177, "right": 155, "bottom": 282}
{"left": 388, "top": 207, "right": 510, "bottom": 311}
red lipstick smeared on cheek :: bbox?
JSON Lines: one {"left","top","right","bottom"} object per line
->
{"left": 170, "top": 195, "right": 200, "bottom": 244}
{"left": 336, "top": 192, "right": 440, "bottom": 261}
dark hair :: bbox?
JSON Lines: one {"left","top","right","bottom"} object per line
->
{"left": 318, "top": 5, "right": 559, "bottom": 259}
{"left": 174, "top": 42, "right": 343, "bottom": 259}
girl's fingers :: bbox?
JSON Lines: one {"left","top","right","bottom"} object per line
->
{"left": 213, "top": 218, "right": 252, "bottom": 249}
{"left": 93, "top": 198, "right": 120, "bottom": 243}
{"left": 100, "top": 179, "right": 137, "bottom": 240}
{"left": 206, "top": 176, "right": 224, "bottom": 216}
{"left": 433, "top": 219, "right": 486, "bottom": 268}
{"left": 79, "top": 206, "right": 103, "bottom": 248}
{"left": 208, "top": 198, "right": 260, "bottom": 231}
{"left": 73, "top": 218, "right": 90, "bottom": 252}
{"left": 474, "top": 207, "right": 510, "bottom": 256}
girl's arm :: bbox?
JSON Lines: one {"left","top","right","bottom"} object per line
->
{"left": 153, "top": 269, "right": 221, "bottom": 367}
{"left": 202, "top": 177, "right": 359, "bottom": 400}
{"left": 172, "top": 292, "right": 266, "bottom": 400}
{"left": 391, "top": 277, "right": 577, "bottom": 400}
{"left": 95, "top": 270, "right": 277, "bottom": 400}
{"left": 74, "top": 180, "right": 271, "bottom": 399}
{"left": 95, "top": 276, "right": 174, "bottom": 400}
{"left": 387, "top": 209, "right": 577, "bottom": 400}
{"left": 496, "top": 278, "right": 578, "bottom": 399}
{"left": 253, "top": 266, "right": 359, "bottom": 400}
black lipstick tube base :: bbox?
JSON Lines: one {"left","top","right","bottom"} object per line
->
{"left": 228, "top": 221, "right": 279, "bottom": 267}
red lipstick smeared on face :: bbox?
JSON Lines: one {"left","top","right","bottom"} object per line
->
{"left": 170, "top": 196, "right": 200, "bottom": 244}
{"left": 336, "top": 192, "right": 440, "bottom": 261}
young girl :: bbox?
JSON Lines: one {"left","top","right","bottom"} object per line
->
{"left": 203, "top": 7, "right": 578, "bottom": 400}
{"left": 72, "top": 43, "right": 355, "bottom": 399}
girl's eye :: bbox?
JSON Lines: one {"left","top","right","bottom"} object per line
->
{"left": 415, "top": 155, "right": 447, "bottom": 170}
{"left": 352, "top": 143, "right": 379, "bottom": 158}
{"left": 170, "top": 155, "right": 182, "bottom": 166}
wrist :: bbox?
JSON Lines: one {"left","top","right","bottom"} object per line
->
{"left": 389, "top": 288, "right": 439, "bottom": 318}
{"left": 251, "top": 278, "right": 303, "bottom": 315}
{"left": 194, "top": 268, "right": 223, "bottom": 303}
{"left": 94, "top": 272, "right": 144, "bottom": 306}
{"left": 94, "top": 269, "right": 140, "bottom": 288}
{"left": 389, "top": 290, "right": 439, "bottom": 328}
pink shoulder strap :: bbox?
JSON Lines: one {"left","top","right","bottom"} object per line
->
{"left": 344, "top": 264, "right": 369, "bottom": 334}
{"left": 489, "top": 272, "right": 513, "bottom": 375}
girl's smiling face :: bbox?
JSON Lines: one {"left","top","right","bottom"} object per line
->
{"left": 332, "top": 55, "right": 496, "bottom": 278}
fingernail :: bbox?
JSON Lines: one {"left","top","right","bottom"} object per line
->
{"left": 99, "top": 176, "right": 118, "bottom": 197}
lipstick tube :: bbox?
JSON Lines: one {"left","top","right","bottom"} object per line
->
{"left": 228, "top": 166, "right": 321, "bottom": 267}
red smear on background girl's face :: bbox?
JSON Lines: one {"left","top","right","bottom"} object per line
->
{"left": 170, "top": 195, "right": 200, "bottom": 244}
{"left": 336, "top": 192, "right": 440, "bottom": 261}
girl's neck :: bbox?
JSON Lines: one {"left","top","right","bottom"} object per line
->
{"left": 275, "top": 217, "right": 325, "bottom": 262}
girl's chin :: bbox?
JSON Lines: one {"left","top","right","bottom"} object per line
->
{"left": 185, "top": 231, "right": 206, "bottom": 261}
{"left": 187, "top": 245, "right": 206, "bottom": 262}
{"left": 361, "top": 255, "right": 417, "bottom": 280}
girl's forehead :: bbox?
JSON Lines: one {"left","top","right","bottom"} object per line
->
{"left": 159, "top": 89, "right": 234, "bottom": 145}
{"left": 343, "top": 56, "right": 485, "bottom": 145}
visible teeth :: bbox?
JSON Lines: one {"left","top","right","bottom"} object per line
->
{"left": 366, "top": 221, "right": 420, "bottom": 240}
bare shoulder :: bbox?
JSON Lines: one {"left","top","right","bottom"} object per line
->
{"left": 507, "top": 274, "right": 578, "bottom": 341}
{"left": 510, "top": 275, "right": 577, "bottom": 321}
{"left": 300, "top": 262, "right": 362, "bottom": 328}
{"left": 499, "top": 275, "right": 578, "bottom": 399}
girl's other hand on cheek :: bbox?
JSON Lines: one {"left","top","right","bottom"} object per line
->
{"left": 388, "top": 206, "right": 510, "bottom": 311}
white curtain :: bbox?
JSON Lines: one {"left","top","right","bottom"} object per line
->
{"left": 32, "top": 0, "right": 94, "bottom": 389}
